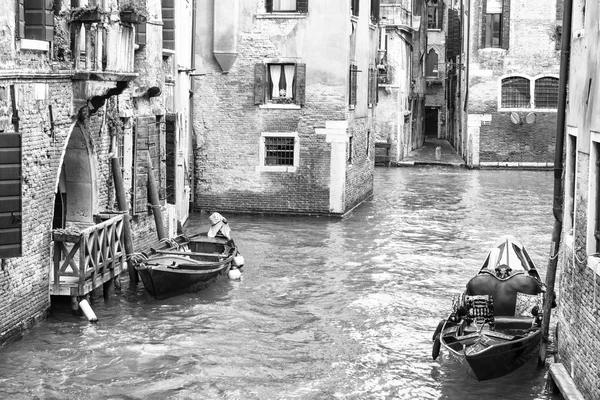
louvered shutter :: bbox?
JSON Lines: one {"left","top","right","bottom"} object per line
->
{"left": 162, "top": 0, "right": 175, "bottom": 50}
{"left": 165, "top": 114, "right": 176, "bottom": 205}
{"left": 500, "top": 0, "right": 510, "bottom": 50}
{"left": 254, "top": 63, "right": 266, "bottom": 105}
{"left": 265, "top": 0, "right": 273, "bottom": 12}
{"left": 0, "top": 133, "right": 22, "bottom": 258}
{"left": 480, "top": 0, "right": 487, "bottom": 48}
{"left": 371, "top": 0, "right": 380, "bottom": 22}
{"left": 294, "top": 63, "right": 306, "bottom": 106}
{"left": 136, "top": 22, "right": 147, "bottom": 47}
{"left": 349, "top": 64, "right": 358, "bottom": 106}
{"left": 24, "top": 0, "right": 54, "bottom": 41}
{"left": 297, "top": 0, "right": 308, "bottom": 13}
{"left": 17, "top": 0, "right": 25, "bottom": 39}
{"left": 133, "top": 116, "right": 151, "bottom": 214}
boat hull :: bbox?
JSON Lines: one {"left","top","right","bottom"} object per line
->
{"left": 136, "top": 253, "right": 233, "bottom": 299}
{"left": 440, "top": 319, "right": 542, "bottom": 381}
{"left": 464, "top": 331, "right": 541, "bottom": 381}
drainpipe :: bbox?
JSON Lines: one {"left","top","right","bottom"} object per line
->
{"left": 538, "top": 0, "right": 572, "bottom": 366}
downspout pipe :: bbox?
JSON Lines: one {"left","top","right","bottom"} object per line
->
{"left": 538, "top": 0, "right": 572, "bottom": 365}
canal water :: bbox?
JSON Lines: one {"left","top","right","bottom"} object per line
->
{"left": 0, "top": 168, "right": 561, "bottom": 400}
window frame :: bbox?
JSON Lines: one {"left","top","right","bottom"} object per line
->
{"left": 498, "top": 74, "right": 560, "bottom": 112}
{"left": 425, "top": 48, "right": 440, "bottom": 77}
{"left": 255, "top": 61, "right": 305, "bottom": 109}
{"left": 564, "top": 127, "right": 577, "bottom": 239}
{"left": 589, "top": 131, "right": 600, "bottom": 256}
{"left": 257, "top": 132, "right": 299, "bottom": 172}
{"left": 481, "top": 0, "right": 510, "bottom": 50}
{"left": 265, "top": 0, "right": 308, "bottom": 14}
{"left": 427, "top": 0, "right": 443, "bottom": 30}
{"left": 17, "top": 0, "right": 55, "bottom": 52}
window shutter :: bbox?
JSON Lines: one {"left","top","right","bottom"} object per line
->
{"left": 254, "top": 63, "right": 266, "bottom": 105}
{"left": 17, "top": 0, "right": 25, "bottom": 39}
{"left": 132, "top": 116, "right": 153, "bottom": 214}
{"left": 297, "top": 0, "right": 308, "bottom": 13}
{"left": 371, "top": 0, "right": 380, "bottom": 22}
{"left": 294, "top": 63, "right": 306, "bottom": 106}
{"left": 500, "top": 0, "right": 510, "bottom": 50}
{"left": 480, "top": 1, "right": 487, "bottom": 48}
{"left": 136, "top": 22, "right": 147, "bottom": 47}
{"left": 162, "top": 0, "right": 175, "bottom": 50}
{"left": 0, "top": 133, "right": 22, "bottom": 258}
{"left": 265, "top": 0, "right": 273, "bottom": 12}
{"left": 24, "top": 0, "right": 54, "bottom": 41}
{"left": 349, "top": 64, "right": 358, "bottom": 106}
{"left": 165, "top": 114, "right": 176, "bottom": 205}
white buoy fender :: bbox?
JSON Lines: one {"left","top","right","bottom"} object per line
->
{"left": 79, "top": 299, "right": 98, "bottom": 323}
{"left": 233, "top": 254, "right": 245, "bottom": 267}
{"left": 228, "top": 267, "right": 242, "bottom": 280}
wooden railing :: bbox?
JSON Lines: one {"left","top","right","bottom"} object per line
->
{"left": 52, "top": 214, "right": 126, "bottom": 296}
{"left": 72, "top": 21, "right": 135, "bottom": 76}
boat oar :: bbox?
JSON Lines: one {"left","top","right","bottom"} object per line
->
{"left": 432, "top": 319, "right": 445, "bottom": 360}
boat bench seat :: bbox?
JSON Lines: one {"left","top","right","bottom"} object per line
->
{"left": 466, "top": 272, "right": 542, "bottom": 316}
{"left": 493, "top": 316, "right": 536, "bottom": 330}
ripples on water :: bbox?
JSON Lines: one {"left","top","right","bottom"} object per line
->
{"left": 0, "top": 168, "right": 561, "bottom": 400}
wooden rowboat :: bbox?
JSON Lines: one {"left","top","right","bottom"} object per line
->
{"left": 432, "top": 236, "right": 547, "bottom": 381}
{"left": 133, "top": 233, "right": 241, "bottom": 299}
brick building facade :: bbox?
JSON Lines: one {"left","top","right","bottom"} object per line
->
{"left": 192, "top": 0, "right": 378, "bottom": 216}
{"left": 555, "top": 0, "right": 600, "bottom": 398}
{"left": 454, "top": 0, "right": 562, "bottom": 168}
{"left": 0, "top": 0, "right": 192, "bottom": 344}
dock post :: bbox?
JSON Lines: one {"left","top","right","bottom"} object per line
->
{"left": 70, "top": 296, "right": 80, "bottom": 316}
{"left": 103, "top": 278, "right": 115, "bottom": 300}
{"left": 146, "top": 152, "right": 167, "bottom": 240}
{"left": 111, "top": 156, "right": 137, "bottom": 285}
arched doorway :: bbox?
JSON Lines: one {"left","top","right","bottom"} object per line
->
{"left": 53, "top": 124, "right": 98, "bottom": 229}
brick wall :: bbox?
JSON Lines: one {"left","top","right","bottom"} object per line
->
{"left": 462, "top": 0, "right": 561, "bottom": 167}
{"left": 193, "top": 3, "right": 374, "bottom": 216}
{"left": 0, "top": 80, "right": 73, "bottom": 343}
{"left": 478, "top": 112, "right": 556, "bottom": 163}
{"left": 557, "top": 152, "right": 600, "bottom": 399}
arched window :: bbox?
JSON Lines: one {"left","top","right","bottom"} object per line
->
{"left": 426, "top": 49, "right": 439, "bottom": 77}
{"left": 501, "top": 76, "right": 530, "bottom": 108}
{"left": 534, "top": 77, "right": 559, "bottom": 109}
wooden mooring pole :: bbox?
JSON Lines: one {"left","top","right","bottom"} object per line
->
{"left": 111, "top": 156, "right": 138, "bottom": 285}
{"left": 147, "top": 152, "right": 167, "bottom": 240}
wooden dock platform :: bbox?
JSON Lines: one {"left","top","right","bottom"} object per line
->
{"left": 51, "top": 214, "right": 126, "bottom": 297}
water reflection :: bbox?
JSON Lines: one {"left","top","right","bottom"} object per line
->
{"left": 0, "top": 168, "right": 561, "bottom": 399}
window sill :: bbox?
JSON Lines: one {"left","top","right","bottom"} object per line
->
{"left": 498, "top": 108, "right": 557, "bottom": 113}
{"left": 479, "top": 47, "right": 507, "bottom": 52}
{"left": 255, "top": 165, "right": 297, "bottom": 172}
{"left": 369, "top": 23, "right": 377, "bottom": 31}
{"left": 428, "top": 28, "right": 442, "bottom": 32}
{"left": 259, "top": 103, "right": 301, "bottom": 110}
{"left": 256, "top": 13, "right": 307, "bottom": 19}
{"left": 18, "top": 39, "right": 49, "bottom": 52}
{"left": 351, "top": 15, "right": 359, "bottom": 23}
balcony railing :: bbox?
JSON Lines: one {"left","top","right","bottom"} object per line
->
{"left": 380, "top": 3, "right": 413, "bottom": 28}
{"left": 51, "top": 214, "right": 126, "bottom": 296}
{"left": 71, "top": 19, "right": 135, "bottom": 79}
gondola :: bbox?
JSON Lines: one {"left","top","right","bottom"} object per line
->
{"left": 132, "top": 232, "right": 243, "bottom": 300}
{"left": 432, "top": 236, "right": 547, "bottom": 381}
